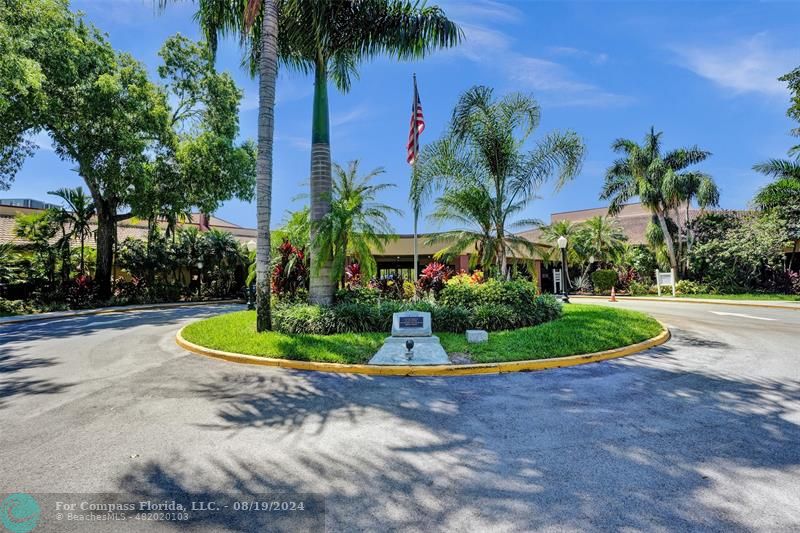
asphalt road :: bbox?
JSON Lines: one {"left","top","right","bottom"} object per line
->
{"left": 1, "top": 301, "right": 799, "bottom": 532}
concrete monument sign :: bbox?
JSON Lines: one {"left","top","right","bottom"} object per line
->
{"left": 369, "top": 311, "right": 449, "bottom": 365}
{"left": 391, "top": 311, "right": 432, "bottom": 337}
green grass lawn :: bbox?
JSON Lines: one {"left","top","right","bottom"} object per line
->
{"left": 182, "top": 305, "right": 663, "bottom": 365}
{"left": 438, "top": 304, "right": 663, "bottom": 363}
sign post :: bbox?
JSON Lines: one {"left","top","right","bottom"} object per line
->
{"left": 656, "top": 269, "right": 676, "bottom": 297}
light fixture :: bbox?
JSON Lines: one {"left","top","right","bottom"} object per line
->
{"left": 557, "top": 236, "right": 568, "bottom": 249}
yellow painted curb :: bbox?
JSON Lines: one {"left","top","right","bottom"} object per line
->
{"left": 572, "top": 295, "right": 800, "bottom": 311}
{"left": 175, "top": 323, "right": 671, "bottom": 377}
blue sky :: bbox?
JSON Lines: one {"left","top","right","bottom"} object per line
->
{"left": 8, "top": 0, "right": 800, "bottom": 232}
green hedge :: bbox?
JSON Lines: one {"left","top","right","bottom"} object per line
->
{"left": 272, "top": 282, "right": 561, "bottom": 335}
{"left": 592, "top": 269, "right": 618, "bottom": 294}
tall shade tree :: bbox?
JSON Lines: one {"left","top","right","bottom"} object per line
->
{"left": 313, "top": 160, "right": 401, "bottom": 284}
{"left": 47, "top": 187, "right": 95, "bottom": 275}
{"left": 159, "top": 0, "right": 279, "bottom": 331}
{"left": 601, "top": 127, "right": 711, "bottom": 278}
{"left": 780, "top": 66, "right": 800, "bottom": 156}
{"left": 415, "top": 86, "right": 585, "bottom": 276}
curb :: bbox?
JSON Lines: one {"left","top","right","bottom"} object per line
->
{"left": 571, "top": 295, "right": 800, "bottom": 311}
{"left": 0, "top": 300, "right": 243, "bottom": 326}
{"left": 175, "top": 323, "right": 671, "bottom": 377}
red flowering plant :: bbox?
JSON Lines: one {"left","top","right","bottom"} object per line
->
{"left": 271, "top": 239, "right": 309, "bottom": 300}
{"left": 416, "top": 261, "right": 452, "bottom": 296}
{"left": 345, "top": 263, "right": 362, "bottom": 288}
{"left": 65, "top": 274, "right": 95, "bottom": 308}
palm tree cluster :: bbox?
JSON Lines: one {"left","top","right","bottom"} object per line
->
{"left": 601, "top": 127, "right": 719, "bottom": 278}
{"left": 539, "top": 216, "right": 628, "bottom": 284}
{"left": 414, "top": 86, "right": 585, "bottom": 277}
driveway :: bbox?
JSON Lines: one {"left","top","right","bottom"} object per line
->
{"left": 1, "top": 301, "right": 799, "bottom": 531}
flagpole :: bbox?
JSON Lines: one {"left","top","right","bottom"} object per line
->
{"left": 412, "top": 73, "right": 419, "bottom": 278}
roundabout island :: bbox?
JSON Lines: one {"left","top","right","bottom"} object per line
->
{"left": 177, "top": 304, "right": 669, "bottom": 376}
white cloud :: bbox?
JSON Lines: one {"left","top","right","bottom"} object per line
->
{"left": 547, "top": 46, "right": 609, "bottom": 66}
{"left": 331, "top": 105, "right": 369, "bottom": 127}
{"left": 440, "top": 0, "right": 523, "bottom": 24}
{"left": 672, "top": 33, "right": 799, "bottom": 96}
{"left": 275, "top": 133, "right": 311, "bottom": 151}
{"left": 446, "top": 20, "right": 629, "bottom": 108}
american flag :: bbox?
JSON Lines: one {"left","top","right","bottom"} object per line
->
{"left": 406, "top": 75, "right": 425, "bottom": 165}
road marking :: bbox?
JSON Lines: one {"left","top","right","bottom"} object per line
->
{"left": 710, "top": 311, "right": 776, "bottom": 321}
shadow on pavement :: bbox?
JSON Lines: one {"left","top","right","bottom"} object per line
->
{"left": 118, "top": 353, "right": 800, "bottom": 531}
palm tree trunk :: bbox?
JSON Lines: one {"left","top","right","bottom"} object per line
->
{"left": 80, "top": 234, "right": 85, "bottom": 276}
{"left": 255, "top": 0, "right": 279, "bottom": 332}
{"left": 309, "top": 57, "right": 335, "bottom": 305}
{"left": 656, "top": 209, "right": 679, "bottom": 279}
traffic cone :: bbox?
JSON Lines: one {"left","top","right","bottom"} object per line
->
{"left": 609, "top": 286, "right": 617, "bottom": 302}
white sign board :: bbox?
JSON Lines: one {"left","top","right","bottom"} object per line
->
{"left": 655, "top": 269, "right": 676, "bottom": 297}
{"left": 553, "top": 269, "right": 562, "bottom": 294}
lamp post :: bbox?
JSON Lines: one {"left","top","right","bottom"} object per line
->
{"left": 557, "top": 236, "right": 569, "bottom": 303}
{"left": 196, "top": 261, "right": 204, "bottom": 298}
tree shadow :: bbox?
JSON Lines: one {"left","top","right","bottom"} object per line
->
{"left": 119, "top": 356, "right": 800, "bottom": 530}
{"left": 0, "top": 304, "right": 241, "bottom": 345}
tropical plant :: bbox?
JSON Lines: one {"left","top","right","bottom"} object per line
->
{"left": 271, "top": 239, "right": 308, "bottom": 300}
{"left": 47, "top": 186, "right": 95, "bottom": 275}
{"left": 312, "top": 160, "right": 401, "bottom": 286}
{"left": 591, "top": 269, "right": 617, "bottom": 294}
{"left": 576, "top": 216, "right": 627, "bottom": 266}
{"left": 416, "top": 261, "right": 452, "bottom": 295}
{"left": 539, "top": 219, "right": 585, "bottom": 265}
{"left": 14, "top": 211, "right": 59, "bottom": 286}
{"left": 752, "top": 156, "right": 800, "bottom": 270}
{"left": 601, "top": 127, "right": 712, "bottom": 279}
{"left": 415, "top": 86, "right": 585, "bottom": 277}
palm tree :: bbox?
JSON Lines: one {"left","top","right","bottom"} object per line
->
{"left": 160, "top": 0, "right": 279, "bottom": 331}
{"left": 601, "top": 127, "right": 711, "bottom": 279}
{"left": 577, "top": 216, "right": 627, "bottom": 266}
{"left": 415, "top": 86, "right": 585, "bottom": 277}
{"left": 313, "top": 160, "right": 401, "bottom": 285}
{"left": 753, "top": 156, "right": 800, "bottom": 269}
{"left": 539, "top": 219, "right": 584, "bottom": 265}
{"left": 425, "top": 186, "right": 498, "bottom": 272}
{"left": 47, "top": 187, "right": 95, "bottom": 275}
{"left": 270, "top": 1, "right": 461, "bottom": 304}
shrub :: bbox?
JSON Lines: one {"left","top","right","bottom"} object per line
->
{"left": 271, "top": 240, "right": 308, "bottom": 299}
{"left": 64, "top": 274, "right": 95, "bottom": 309}
{"left": 675, "top": 279, "right": 707, "bottom": 295}
{"left": 368, "top": 275, "right": 405, "bottom": 300}
{"left": 591, "top": 269, "right": 618, "bottom": 294}
{"left": 402, "top": 280, "right": 416, "bottom": 300}
{"left": 447, "top": 271, "right": 476, "bottom": 286}
{"left": 430, "top": 305, "right": 472, "bottom": 333}
{"left": 417, "top": 262, "right": 452, "bottom": 295}
{"left": 345, "top": 263, "right": 362, "bottom": 288}
{"left": 272, "top": 283, "right": 561, "bottom": 335}
{"left": 336, "top": 286, "right": 380, "bottom": 305}
{"left": 628, "top": 280, "right": 653, "bottom": 296}
{"left": 472, "top": 303, "right": 516, "bottom": 331}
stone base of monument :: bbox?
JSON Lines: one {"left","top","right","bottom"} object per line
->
{"left": 368, "top": 336, "right": 450, "bottom": 365}
{"left": 368, "top": 310, "right": 450, "bottom": 366}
